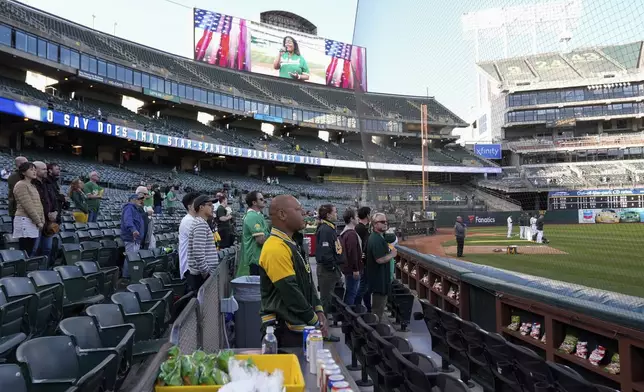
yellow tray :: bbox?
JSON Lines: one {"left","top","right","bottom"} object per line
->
{"left": 155, "top": 354, "right": 305, "bottom": 392}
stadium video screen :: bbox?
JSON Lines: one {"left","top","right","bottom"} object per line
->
{"left": 193, "top": 8, "right": 368, "bottom": 92}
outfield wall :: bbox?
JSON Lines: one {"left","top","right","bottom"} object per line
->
{"left": 433, "top": 209, "right": 580, "bottom": 227}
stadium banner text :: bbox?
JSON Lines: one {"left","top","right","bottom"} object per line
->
{"left": 253, "top": 113, "right": 283, "bottom": 123}
{"left": 77, "top": 70, "right": 141, "bottom": 93}
{"left": 474, "top": 143, "right": 502, "bottom": 159}
{"left": 550, "top": 188, "right": 644, "bottom": 197}
{"left": 193, "top": 8, "right": 368, "bottom": 92}
{"left": 0, "top": 96, "right": 499, "bottom": 173}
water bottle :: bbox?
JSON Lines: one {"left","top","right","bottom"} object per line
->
{"left": 261, "top": 326, "right": 278, "bottom": 354}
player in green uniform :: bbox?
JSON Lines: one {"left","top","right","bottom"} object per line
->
{"left": 273, "top": 36, "right": 310, "bottom": 81}
{"left": 237, "top": 191, "right": 269, "bottom": 277}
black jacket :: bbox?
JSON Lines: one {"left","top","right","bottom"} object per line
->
{"left": 43, "top": 176, "right": 62, "bottom": 224}
{"left": 536, "top": 217, "right": 544, "bottom": 231}
{"left": 315, "top": 220, "right": 344, "bottom": 270}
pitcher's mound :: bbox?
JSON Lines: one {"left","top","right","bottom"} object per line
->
{"left": 444, "top": 245, "right": 568, "bottom": 255}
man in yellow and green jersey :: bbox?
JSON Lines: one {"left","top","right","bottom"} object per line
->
{"left": 236, "top": 191, "right": 269, "bottom": 277}
{"left": 259, "top": 195, "right": 327, "bottom": 347}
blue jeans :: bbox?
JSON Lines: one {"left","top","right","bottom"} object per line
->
{"left": 37, "top": 234, "right": 54, "bottom": 261}
{"left": 154, "top": 206, "right": 162, "bottom": 214}
{"left": 88, "top": 211, "right": 98, "bottom": 222}
{"left": 355, "top": 271, "right": 371, "bottom": 312}
{"left": 343, "top": 272, "right": 361, "bottom": 306}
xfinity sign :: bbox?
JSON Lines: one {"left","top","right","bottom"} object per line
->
{"left": 474, "top": 144, "right": 502, "bottom": 160}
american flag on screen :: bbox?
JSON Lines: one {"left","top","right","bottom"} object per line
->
{"left": 325, "top": 39, "right": 353, "bottom": 61}
{"left": 194, "top": 8, "right": 234, "bottom": 65}
{"left": 325, "top": 39, "right": 355, "bottom": 89}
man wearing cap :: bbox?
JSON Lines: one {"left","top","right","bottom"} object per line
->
{"left": 136, "top": 186, "right": 155, "bottom": 249}
{"left": 186, "top": 195, "right": 219, "bottom": 291}
{"left": 121, "top": 193, "right": 146, "bottom": 279}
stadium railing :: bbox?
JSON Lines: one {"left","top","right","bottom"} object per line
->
{"left": 395, "top": 245, "right": 644, "bottom": 392}
{"left": 123, "top": 247, "right": 236, "bottom": 392}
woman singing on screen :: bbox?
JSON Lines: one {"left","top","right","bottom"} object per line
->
{"left": 273, "top": 36, "right": 310, "bottom": 81}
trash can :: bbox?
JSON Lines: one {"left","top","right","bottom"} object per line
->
{"left": 231, "top": 275, "right": 262, "bottom": 348}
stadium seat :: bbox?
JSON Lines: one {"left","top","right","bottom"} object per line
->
{"left": 153, "top": 271, "right": 186, "bottom": 296}
{"left": 53, "top": 266, "right": 105, "bottom": 309}
{"left": 0, "top": 249, "right": 26, "bottom": 277}
{"left": 16, "top": 336, "right": 116, "bottom": 392}
{"left": 59, "top": 231, "right": 78, "bottom": 244}
{"left": 111, "top": 292, "right": 165, "bottom": 337}
{"left": 59, "top": 316, "right": 134, "bottom": 391}
{"left": 0, "top": 289, "right": 30, "bottom": 361}
{"left": 1, "top": 234, "right": 19, "bottom": 250}
{"left": 0, "top": 276, "right": 60, "bottom": 337}
{"left": 85, "top": 304, "right": 164, "bottom": 359}
{"left": 75, "top": 260, "right": 118, "bottom": 298}
{"left": 0, "top": 363, "right": 28, "bottom": 392}
{"left": 80, "top": 241, "right": 101, "bottom": 262}
{"left": 62, "top": 243, "right": 82, "bottom": 265}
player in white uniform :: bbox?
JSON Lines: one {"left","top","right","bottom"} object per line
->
{"left": 507, "top": 215, "right": 513, "bottom": 238}
{"left": 529, "top": 214, "right": 537, "bottom": 241}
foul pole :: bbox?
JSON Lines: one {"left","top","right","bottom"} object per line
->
{"left": 420, "top": 104, "right": 428, "bottom": 211}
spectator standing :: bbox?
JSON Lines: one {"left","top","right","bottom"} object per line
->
{"left": 354, "top": 206, "right": 371, "bottom": 311}
{"left": 136, "top": 186, "right": 155, "bottom": 250}
{"left": 258, "top": 195, "right": 326, "bottom": 346}
{"left": 120, "top": 193, "right": 146, "bottom": 279}
{"left": 216, "top": 195, "right": 233, "bottom": 248}
{"left": 186, "top": 195, "right": 219, "bottom": 291}
{"left": 32, "top": 161, "right": 57, "bottom": 258}
{"left": 152, "top": 185, "right": 164, "bottom": 214}
{"left": 143, "top": 184, "right": 154, "bottom": 213}
{"left": 84, "top": 171, "right": 103, "bottom": 222}
{"left": 366, "top": 212, "right": 396, "bottom": 321}
{"left": 454, "top": 216, "right": 466, "bottom": 257}
{"left": 13, "top": 162, "right": 44, "bottom": 256}
{"left": 46, "top": 163, "right": 64, "bottom": 223}
{"left": 178, "top": 192, "right": 199, "bottom": 280}
{"left": 165, "top": 186, "right": 178, "bottom": 215}
{"left": 69, "top": 179, "right": 88, "bottom": 223}
{"left": 238, "top": 191, "right": 269, "bottom": 277}
{"left": 315, "top": 204, "right": 343, "bottom": 342}
{"left": 8, "top": 156, "right": 28, "bottom": 229}
{"left": 339, "top": 208, "right": 363, "bottom": 305}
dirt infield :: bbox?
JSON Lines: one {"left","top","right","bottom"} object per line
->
{"left": 400, "top": 234, "right": 451, "bottom": 256}
{"left": 443, "top": 245, "right": 568, "bottom": 255}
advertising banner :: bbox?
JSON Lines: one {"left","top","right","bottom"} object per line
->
{"left": 0, "top": 95, "right": 501, "bottom": 173}
{"left": 193, "top": 8, "right": 368, "bottom": 91}
{"left": 474, "top": 143, "right": 502, "bottom": 159}
{"left": 577, "top": 208, "right": 644, "bottom": 224}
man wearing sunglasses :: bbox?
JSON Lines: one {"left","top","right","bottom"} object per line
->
{"left": 120, "top": 193, "right": 146, "bottom": 280}
{"left": 366, "top": 212, "right": 397, "bottom": 320}
{"left": 238, "top": 191, "right": 269, "bottom": 277}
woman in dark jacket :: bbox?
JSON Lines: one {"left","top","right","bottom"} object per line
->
{"left": 69, "top": 179, "right": 89, "bottom": 223}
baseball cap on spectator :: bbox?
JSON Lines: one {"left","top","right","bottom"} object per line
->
{"left": 128, "top": 194, "right": 140, "bottom": 201}
{"left": 193, "top": 195, "right": 217, "bottom": 210}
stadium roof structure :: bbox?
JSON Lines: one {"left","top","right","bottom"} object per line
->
{"left": 478, "top": 41, "right": 644, "bottom": 90}
{"left": 260, "top": 10, "right": 317, "bottom": 35}
{"left": 0, "top": 0, "right": 466, "bottom": 127}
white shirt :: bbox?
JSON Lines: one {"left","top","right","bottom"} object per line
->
{"left": 530, "top": 217, "right": 537, "bottom": 226}
{"left": 179, "top": 214, "right": 196, "bottom": 279}
{"left": 507, "top": 217, "right": 512, "bottom": 225}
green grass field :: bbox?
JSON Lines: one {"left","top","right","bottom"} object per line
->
{"left": 442, "top": 224, "right": 644, "bottom": 298}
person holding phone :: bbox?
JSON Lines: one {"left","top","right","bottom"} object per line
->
{"left": 273, "top": 36, "right": 310, "bottom": 81}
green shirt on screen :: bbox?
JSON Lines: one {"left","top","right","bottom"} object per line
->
{"left": 83, "top": 181, "right": 102, "bottom": 212}
{"left": 366, "top": 231, "right": 391, "bottom": 295}
{"left": 238, "top": 210, "right": 270, "bottom": 277}
{"left": 278, "top": 53, "right": 309, "bottom": 79}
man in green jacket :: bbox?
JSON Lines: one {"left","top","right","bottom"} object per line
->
{"left": 259, "top": 195, "right": 327, "bottom": 347}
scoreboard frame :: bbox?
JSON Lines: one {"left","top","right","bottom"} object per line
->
{"left": 548, "top": 189, "right": 644, "bottom": 210}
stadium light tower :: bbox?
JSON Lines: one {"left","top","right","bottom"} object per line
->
{"left": 461, "top": 0, "right": 582, "bottom": 61}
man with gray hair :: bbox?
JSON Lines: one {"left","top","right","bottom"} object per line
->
{"left": 454, "top": 216, "right": 466, "bottom": 257}
{"left": 8, "top": 156, "right": 28, "bottom": 227}
{"left": 84, "top": 171, "right": 103, "bottom": 222}
{"left": 365, "top": 212, "right": 396, "bottom": 320}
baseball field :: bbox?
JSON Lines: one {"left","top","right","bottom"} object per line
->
{"left": 402, "top": 224, "right": 644, "bottom": 298}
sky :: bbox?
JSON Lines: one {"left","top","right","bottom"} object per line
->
{"left": 20, "top": 0, "right": 644, "bottom": 123}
